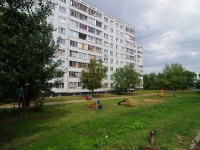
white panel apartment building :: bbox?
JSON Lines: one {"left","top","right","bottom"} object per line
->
{"left": 48, "top": 0, "right": 144, "bottom": 94}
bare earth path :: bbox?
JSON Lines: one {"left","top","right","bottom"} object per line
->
{"left": 0, "top": 94, "right": 151, "bottom": 109}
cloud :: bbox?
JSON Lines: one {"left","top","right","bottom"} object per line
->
{"left": 84, "top": 0, "right": 200, "bottom": 74}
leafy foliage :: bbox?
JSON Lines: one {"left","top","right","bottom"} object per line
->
{"left": 112, "top": 65, "right": 141, "bottom": 94}
{"left": 79, "top": 59, "right": 107, "bottom": 93}
{"left": 0, "top": 0, "right": 61, "bottom": 105}
{"left": 143, "top": 63, "right": 195, "bottom": 90}
{"left": 195, "top": 80, "right": 200, "bottom": 89}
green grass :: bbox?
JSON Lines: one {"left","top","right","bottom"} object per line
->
{"left": 0, "top": 91, "right": 199, "bottom": 150}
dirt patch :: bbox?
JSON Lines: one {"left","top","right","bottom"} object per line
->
{"left": 143, "top": 99, "right": 166, "bottom": 103}
{"left": 176, "top": 134, "right": 184, "bottom": 145}
{"left": 189, "top": 129, "right": 200, "bottom": 150}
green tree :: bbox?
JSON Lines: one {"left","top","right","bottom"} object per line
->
{"left": 79, "top": 59, "right": 108, "bottom": 93}
{"left": 112, "top": 65, "right": 141, "bottom": 94}
{"left": 0, "top": 0, "right": 61, "bottom": 106}
{"left": 148, "top": 73, "right": 157, "bottom": 89}
{"left": 195, "top": 80, "right": 200, "bottom": 89}
{"left": 163, "top": 63, "right": 188, "bottom": 90}
{"left": 143, "top": 74, "right": 151, "bottom": 90}
{"left": 183, "top": 70, "right": 196, "bottom": 88}
{"left": 154, "top": 73, "right": 169, "bottom": 89}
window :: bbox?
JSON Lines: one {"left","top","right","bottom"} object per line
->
{"left": 104, "top": 25, "right": 108, "bottom": 30}
{"left": 58, "top": 60, "right": 65, "bottom": 66}
{"left": 110, "top": 20, "right": 113, "bottom": 25}
{"left": 120, "top": 61, "right": 124, "bottom": 65}
{"left": 121, "top": 46, "right": 124, "bottom": 52}
{"left": 110, "top": 67, "right": 113, "bottom": 71}
{"left": 59, "top": 16, "right": 66, "bottom": 23}
{"left": 120, "top": 32, "right": 124, "bottom": 37}
{"left": 88, "top": 35, "right": 95, "bottom": 42}
{"left": 59, "top": 6, "right": 66, "bottom": 13}
{"left": 116, "top": 60, "right": 118, "bottom": 65}
{"left": 110, "top": 51, "right": 113, "bottom": 56}
{"left": 70, "top": 40, "right": 78, "bottom": 47}
{"left": 110, "top": 28, "right": 113, "bottom": 33}
{"left": 57, "top": 49, "right": 65, "bottom": 55}
{"left": 110, "top": 43, "right": 113, "bottom": 48}
{"left": 110, "top": 75, "right": 113, "bottom": 80}
{"left": 88, "top": 17, "right": 95, "bottom": 25}
{"left": 79, "top": 23, "right": 87, "bottom": 30}
{"left": 116, "top": 30, "right": 119, "bottom": 35}
{"left": 104, "top": 33, "right": 108, "bottom": 39}
{"left": 96, "top": 20, "right": 102, "bottom": 28}
{"left": 116, "top": 53, "right": 119, "bottom": 58}
{"left": 78, "top": 82, "right": 82, "bottom": 88}
{"left": 59, "top": 0, "right": 67, "bottom": 3}
{"left": 68, "top": 82, "right": 77, "bottom": 89}
{"left": 120, "top": 25, "right": 124, "bottom": 30}
{"left": 110, "top": 83, "right": 113, "bottom": 88}
{"left": 104, "top": 75, "right": 108, "bottom": 80}
{"left": 88, "top": 26, "right": 95, "bottom": 34}
{"left": 79, "top": 43, "right": 88, "bottom": 50}
{"left": 116, "top": 45, "right": 119, "bottom": 50}
{"left": 96, "top": 29, "right": 102, "bottom": 36}
{"left": 69, "top": 71, "right": 81, "bottom": 78}
{"left": 59, "top": 38, "right": 65, "bottom": 45}
{"left": 121, "top": 54, "right": 124, "bottom": 59}
{"left": 116, "top": 38, "right": 119, "bottom": 42}
{"left": 110, "top": 59, "right": 113, "bottom": 64}
{"left": 79, "top": 52, "right": 87, "bottom": 59}
{"left": 88, "top": 8, "right": 98, "bottom": 17}
{"left": 103, "top": 83, "right": 108, "bottom": 88}
{"left": 104, "top": 58, "right": 108, "bottom": 63}
{"left": 110, "top": 35, "right": 113, "bottom": 41}
{"left": 116, "top": 23, "right": 119, "bottom": 28}
{"left": 120, "top": 39, "right": 123, "bottom": 44}
{"left": 126, "top": 27, "right": 130, "bottom": 32}
{"left": 58, "top": 27, "right": 66, "bottom": 34}
{"left": 96, "top": 38, "right": 102, "bottom": 44}
{"left": 70, "top": 30, "right": 79, "bottom": 38}
{"left": 96, "top": 47, "right": 101, "bottom": 53}
{"left": 70, "top": 50, "right": 78, "bottom": 57}
{"left": 70, "top": 20, "right": 79, "bottom": 28}
{"left": 104, "top": 50, "right": 108, "bottom": 55}
{"left": 58, "top": 82, "right": 64, "bottom": 88}
{"left": 104, "top": 17, "right": 108, "bottom": 23}
{"left": 104, "top": 42, "right": 108, "bottom": 47}
{"left": 130, "top": 29, "right": 134, "bottom": 34}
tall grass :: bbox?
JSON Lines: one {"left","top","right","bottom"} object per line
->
{"left": 0, "top": 91, "right": 199, "bottom": 150}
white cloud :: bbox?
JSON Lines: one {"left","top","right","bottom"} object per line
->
{"left": 85, "top": 0, "right": 200, "bottom": 74}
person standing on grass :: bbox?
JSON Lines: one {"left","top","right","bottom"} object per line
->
{"left": 85, "top": 94, "right": 89, "bottom": 101}
{"left": 89, "top": 93, "right": 92, "bottom": 100}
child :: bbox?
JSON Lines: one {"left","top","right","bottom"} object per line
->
{"left": 85, "top": 94, "right": 89, "bottom": 101}
{"left": 89, "top": 94, "right": 92, "bottom": 100}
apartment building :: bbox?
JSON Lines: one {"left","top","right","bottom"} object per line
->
{"left": 47, "top": 0, "right": 143, "bottom": 94}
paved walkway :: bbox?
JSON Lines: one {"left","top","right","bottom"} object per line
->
{"left": 0, "top": 94, "right": 151, "bottom": 109}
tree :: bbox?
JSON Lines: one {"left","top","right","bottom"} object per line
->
{"left": 195, "top": 80, "right": 200, "bottom": 89}
{"left": 162, "top": 63, "right": 188, "bottom": 90}
{"left": 79, "top": 59, "right": 108, "bottom": 93}
{"left": 112, "top": 65, "right": 141, "bottom": 94}
{"left": 183, "top": 70, "right": 196, "bottom": 88}
{"left": 0, "top": 0, "right": 61, "bottom": 106}
{"left": 143, "top": 74, "right": 151, "bottom": 90}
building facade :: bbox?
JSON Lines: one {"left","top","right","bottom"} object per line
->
{"left": 47, "top": 0, "right": 143, "bottom": 94}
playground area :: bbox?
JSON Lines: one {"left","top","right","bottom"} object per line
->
{"left": 0, "top": 91, "right": 199, "bottom": 150}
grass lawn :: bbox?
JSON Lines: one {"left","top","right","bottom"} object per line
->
{"left": 0, "top": 91, "right": 199, "bottom": 150}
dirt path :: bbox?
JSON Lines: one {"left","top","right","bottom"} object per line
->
{"left": 0, "top": 94, "right": 151, "bottom": 109}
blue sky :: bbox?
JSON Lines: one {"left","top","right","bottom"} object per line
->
{"left": 84, "top": 0, "right": 200, "bottom": 74}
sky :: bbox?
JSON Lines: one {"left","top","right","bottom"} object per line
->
{"left": 84, "top": 0, "right": 200, "bottom": 74}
